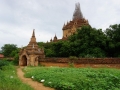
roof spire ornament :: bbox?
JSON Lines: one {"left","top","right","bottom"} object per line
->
{"left": 29, "top": 29, "right": 37, "bottom": 44}
{"left": 32, "top": 29, "right": 35, "bottom": 37}
{"left": 73, "top": 2, "right": 83, "bottom": 20}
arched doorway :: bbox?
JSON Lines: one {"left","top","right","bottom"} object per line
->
{"left": 21, "top": 55, "right": 27, "bottom": 66}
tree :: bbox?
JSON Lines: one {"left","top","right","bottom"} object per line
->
{"left": 52, "top": 41, "right": 64, "bottom": 57}
{"left": 105, "top": 24, "right": 120, "bottom": 57}
{"left": 1, "top": 44, "right": 18, "bottom": 57}
{"left": 59, "top": 41, "right": 70, "bottom": 57}
{"left": 69, "top": 26, "right": 107, "bottom": 57}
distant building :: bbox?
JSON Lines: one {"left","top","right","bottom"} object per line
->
{"left": 50, "top": 2, "right": 89, "bottom": 42}
{"left": 19, "top": 30, "right": 45, "bottom": 66}
{"left": 0, "top": 54, "right": 4, "bottom": 58}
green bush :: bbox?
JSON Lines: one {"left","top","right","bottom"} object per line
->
{"left": 0, "top": 59, "right": 9, "bottom": 69}
{"left": 12, "top": 54, "right": 19, "bottom": 65}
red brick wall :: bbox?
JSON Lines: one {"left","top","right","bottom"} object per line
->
{"left": 39, "top": 58, "right": 120, "bottom": 64}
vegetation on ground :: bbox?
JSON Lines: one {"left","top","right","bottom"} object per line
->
{"left": 0, "top": 60, "right": 33, "bottom": 90}
{"left": 24, "top": 66, "right": 120, "bottom": 90}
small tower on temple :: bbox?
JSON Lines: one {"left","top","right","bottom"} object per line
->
{"left": 50, "top": 38, "right": 53, "bottom": 42}
{"left": 19, "top": 29, "right": 45, "bottom": 66}
{"left": 53, "top": 34, "right": 57, "bottom": 42}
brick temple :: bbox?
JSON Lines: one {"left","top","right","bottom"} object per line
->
{"left": 50, "top": 2, "right": 89, "bottom": 42}
{"left": 19, "top": 30, "right": 45, "bottom": 66}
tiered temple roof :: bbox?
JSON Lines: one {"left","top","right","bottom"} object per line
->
{"left": 20, "top": 29, "right": 44, "bottom": 55}
{"left": 63, "top": 2, "right": 89, "bottom": 31}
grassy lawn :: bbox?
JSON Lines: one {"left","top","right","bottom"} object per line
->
{"left": 24, "top": 66, "right": 120, "bottom": 90}
{"left": 0, "top": 61, "right": 33, "bottom": 90}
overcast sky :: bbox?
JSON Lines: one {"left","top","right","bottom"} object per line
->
{"left": 0, "top": 0, "right": 120, "bottom": 49}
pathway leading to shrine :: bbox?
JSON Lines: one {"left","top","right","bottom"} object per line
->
{"left": 17, "top": 67, "right": 54, "bottom": 90}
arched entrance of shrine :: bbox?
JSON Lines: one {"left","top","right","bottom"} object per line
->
{"left": 21, "top": 55, "right": 27, "bottom": 66}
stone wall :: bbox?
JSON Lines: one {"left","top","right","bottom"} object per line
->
{"left": 39, "top": 58, "right": 120, "bottom": 64}
{"left": 39, "top": 58, "right": 120, "bottom": 68}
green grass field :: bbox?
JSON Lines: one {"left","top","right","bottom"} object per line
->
{"left": 0, "top": 61, "right": 33, "bottom": 90}
{"left": 24, "top": 66, "right": 120, "bottom": 90}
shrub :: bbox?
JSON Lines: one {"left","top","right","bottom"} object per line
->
{"left": 0, "top": 59, "right": 9, "bottom": 69}
{"left": 12, "top": 54, "right": 19, "bottom": 65}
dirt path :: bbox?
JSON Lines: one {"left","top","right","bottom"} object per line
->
{"left": 17, "top": 67, "right": 54, "bottom": 90}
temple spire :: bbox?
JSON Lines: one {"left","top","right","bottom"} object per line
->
{"left": 73, "top": 2, "right": 83, "bottom": 20}
{"left": 29, "top": 29, "right": 36, "bottom": 44}
{"left": 32, "top": 29, "right": 35, "bottom": 37}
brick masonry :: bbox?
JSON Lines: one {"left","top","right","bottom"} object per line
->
{"left": 39, "top": 58, "right": 120, "bottom": 68}
{"left": 39, "top": 58, "right": 120, "bottom": 64}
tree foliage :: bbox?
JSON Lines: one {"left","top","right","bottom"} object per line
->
{"left": 68, "top": 26, "right": 107, "bottom": 57}
{"left": 1, "top": 44, "right": 18, "bottom": 57}
{"left": 105, "top": 24, "right": 120, "bottom": 57}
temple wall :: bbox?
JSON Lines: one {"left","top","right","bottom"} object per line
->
{"left": 63, "top": 29, "right": 72, "bottom": 37}
{"left": 39, "top": 58, "right": 120, "bottom": 68}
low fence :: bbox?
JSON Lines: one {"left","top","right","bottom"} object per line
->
{"left": 39, "top": 58, "right": 120, "bottom": 64}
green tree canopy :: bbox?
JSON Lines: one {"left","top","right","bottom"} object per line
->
{"left": 69, "top": 26, "right": 107, "bottom": 57}
{"left": 1, "top": 44, "right": 18, "bottom": 57}
{"left": 105, "top": 24, "right": 120, "bottom": 57}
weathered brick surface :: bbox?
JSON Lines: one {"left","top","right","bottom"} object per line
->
{"left": 39, "top": 58, "right": 120, "bottom": 64}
